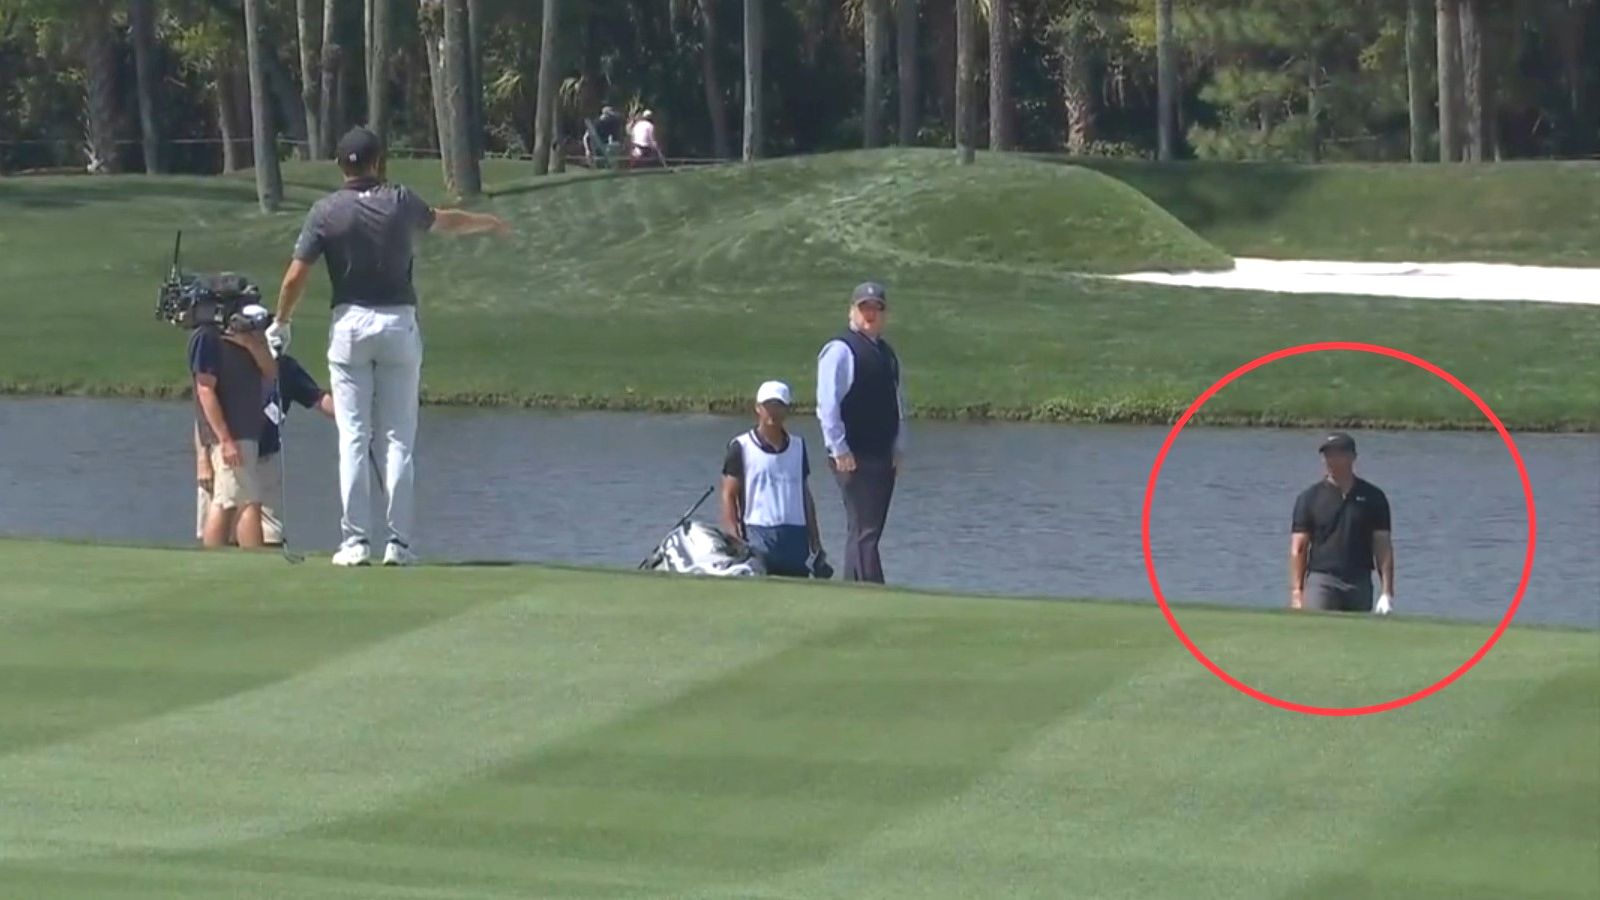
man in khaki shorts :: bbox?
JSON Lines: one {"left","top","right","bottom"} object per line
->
{"left": 196, "top": 349, "right": 333, "bottom": 545}
{"left": 189, "top": 313, "right": 275, "bottom": 548}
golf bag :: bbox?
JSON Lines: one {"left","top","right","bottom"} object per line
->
{"left": 642, "top": 521, "right": 766, "bottom": 577}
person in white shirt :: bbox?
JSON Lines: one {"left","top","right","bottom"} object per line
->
{"left": 629, "top": 109, "right": 665, "bottom": 167}
{"left": 720, "top": 381, "right": 829, "bottom": 578}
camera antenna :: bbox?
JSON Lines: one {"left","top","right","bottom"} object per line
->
{"left": 170, "top": 230, "right": 183, "bottom": 279}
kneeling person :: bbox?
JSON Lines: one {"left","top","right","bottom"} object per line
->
{"left": 721, "top": 382, "right": 826, "bottom": 578}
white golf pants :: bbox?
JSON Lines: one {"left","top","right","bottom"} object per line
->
{"left": 327, "top": 303, "right": 422, "bottom": 550}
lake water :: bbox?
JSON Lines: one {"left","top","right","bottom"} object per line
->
{"left": 0, "top": 397, "right": 1595, "bottom": 629}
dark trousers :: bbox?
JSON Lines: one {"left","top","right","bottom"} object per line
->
{"left": 834, "top": 455, "right": 896, "bottom": 583}
{"left": 1303, "top": 572, "right": 1374, "bottom": 612}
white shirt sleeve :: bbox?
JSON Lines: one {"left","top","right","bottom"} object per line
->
{"left": 816, "top": 339, "right": 854, "bottom": 458}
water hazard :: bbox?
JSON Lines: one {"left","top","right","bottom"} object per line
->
{"left": 1, "top": 397, "right": 1594, "bottom": 628}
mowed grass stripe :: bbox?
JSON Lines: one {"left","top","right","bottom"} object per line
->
{"left": 0, "top": 541, "right": 1595, "bottom": 898}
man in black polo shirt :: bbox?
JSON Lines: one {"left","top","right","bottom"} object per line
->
{"left": 269, "top": 126, "right": 509, "bottom": 567}
{"left": 1290, "top": 432, "right": 1396, "bottom": 614}
{"left": 817, "top": 281, "right": 906, "bottom": 583}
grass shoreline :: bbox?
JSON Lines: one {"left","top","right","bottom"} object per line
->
{"left": 4, "top": 380, "right": 1594, "bottom": 431}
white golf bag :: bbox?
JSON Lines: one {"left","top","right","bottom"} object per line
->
{"left": 643, "top": 521, "right": 766, "bottom": 577}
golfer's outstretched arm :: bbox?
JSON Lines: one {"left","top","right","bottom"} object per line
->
{"left": 432, "top": 208, "right": 510, "bottom": 235}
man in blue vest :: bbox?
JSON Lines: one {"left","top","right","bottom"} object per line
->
{"left": 816, "top": 281, "right": 905, "bottom": 583}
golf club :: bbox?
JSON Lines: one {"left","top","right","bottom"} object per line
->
{"left": 270, "top": 376, "right": 305, "bottom": 564}
{"left": 638, "top": 485, "right": 715, "bottom": 569}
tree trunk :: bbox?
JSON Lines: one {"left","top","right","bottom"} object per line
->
{"left": 1156, "top": 0, "right": 1176, "bottom": 160}
{"left": 420, "top": 0, "right": 453, "bottom": 190}
{"left": 863, "top": 0, "right": 887, "bottom": 148}
{"left": 83, "top": 3, "right": 121, "bottom": 174}
{"left": 700, "top": 2, "right": 732, "bottom": 159}
{"left": 532, "top": 0, "right": 560, "bottom": 175}
{"left": 1058, "top": 22, "right": 1094, "bottom": 154}
{"left": 897, "top": 0, "right": 919, "bottom": 144}
{"left": 297, "top": 0, "right": 322, "bottom": 161}
{"left": 1405, "top": 0, "right": 1430, "bottom": 162}
{"left": 988, "top": 0, "right": 1011, "bottom": 150}
{"left": 130, "top": 0, "right": 164, "bottom": 173}
{"left": 444, "top": 0, "right": 480, "bottom": 196}
{"left": 244, "top": 0, "right": 284, "bottom": 211}
{"left": 467, "top": 0, "right": 484, "bottom": 159}
{"left": 218, "top": 68, "right": 243, "bottom": 173}
{"left": 550, "top": 99, "right": 566, "bottom": 172}
{"left": 320, "top": 0, "right": 339, "bottom": 156}
{"left": 368, "top": 0, "right": 390, "bottom": 141}
{"left": 743, "top": 0, "right": 763, "bottom": 161}
{"left": 955, "top": 0, "right": 975, "bottom": 163}
{"left": 1435, "top": 0, "right": 1462, "bottom": 162}
{"left": 1558, "top": 0, "right": 1593, "bottom": 157}
{"left": 1458, "top": 0, "right": 1487, "bottom": 162}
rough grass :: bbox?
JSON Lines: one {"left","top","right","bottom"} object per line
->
{"left": 1076, "top": 157, "right": 1600, "bottom": 265}
{"left": 0, "top": 539, "right": 1595, "bottom": 899}
{"left": 0, "top": 149, "right": 1597, "bottom": 429}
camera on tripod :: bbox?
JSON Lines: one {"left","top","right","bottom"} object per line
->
{"left": 155, "top": 231, "right": 271, "bottom": 334}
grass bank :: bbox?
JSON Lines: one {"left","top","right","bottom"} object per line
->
{"left": 1, "top": 150, "right": 1597, "bottom": 429}
{"left": 0, "top": 539, "right": 1594, "bottom": 898}
{"left": 1078, "top": 157, "right": 1600, "bottom": 265}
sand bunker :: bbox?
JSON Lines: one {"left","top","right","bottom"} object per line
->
{"left": 1112, "top": 258, "right": 1600, "bottom": 306}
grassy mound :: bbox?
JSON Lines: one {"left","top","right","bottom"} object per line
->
{"left": 1078, "top": 158, "right": 1600, "bottom": 265}
{"left": 0, "top": 150, "right": 1597, "bottom": 428}
{"left": 0, "top": 539, "right": 1595, "bottom": 898}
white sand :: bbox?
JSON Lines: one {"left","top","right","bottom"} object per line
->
{"left": 1112, "top": 258, "right": 1600, "bottom": 306}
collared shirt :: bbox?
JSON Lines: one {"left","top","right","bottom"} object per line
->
{"left": 816, "top": 331, "right": 906, "bottom": 458}
{"left": 292, "top": 177, "right": 436, "bottom": 308}
{"left": 1292, "top": 476, "right": 1392, "bottom": 577}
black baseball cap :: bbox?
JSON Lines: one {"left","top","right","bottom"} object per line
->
{"left": 1319, "top": 432, "right": 1357, "bottom": 454}
{"left": 336, "top": 126, "right": 384, "bottom": 168}
{"left": 852, "top": 281, "right": 888, "bottom": 307}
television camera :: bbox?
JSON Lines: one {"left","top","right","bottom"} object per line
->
{"left": 154, "top": 231, "right": 271, "bottom": 334}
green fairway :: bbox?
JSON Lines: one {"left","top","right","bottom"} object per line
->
{"left": 1, "top": 150, "right": 1598, "bottom": 428}
{"left": 1078, "top": 157, "right": 1600, "bottom": 265}
{"left": 1, "top": 539, "right": 1596, "bottom": 898}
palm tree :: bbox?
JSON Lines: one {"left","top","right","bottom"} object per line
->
{"left": 444, "top": 0, "right": 479, "bottom": 195}
{"left": 366, "top": 0, "right": 390, "bottom": 142}
{"left": 532, "top": 0, "right": 560, "bottom": 175}
{"left": 243, "top": 0, "right": 283, "bottom": 211}
{"left": 897, "top": 0, "right": 919, "bottom": 144}
{"left": 466, "top": 0, "right": 484, "bottom": 159}
{"left": 743, "top": 0, "right": 762, "bottom": 161}
{"left": 1155, "top": 0, "right": 1175, "bottom": 160}
{"left": 296, "top": 0, "right": 321, "bottom": 160}
{"left": 674, "top": 0, "right": 732, "bottom": 159}
{"left": 1405, "top": 0, "right": 1430, "bottom": 162}
{"left": 1436, "top": 0, "right": 1463, "bottom": 161}
{"left": 419, "top": 0, "right": 454, "bottom": 187}
{"left": 82, "top": 1, "right": 121, "bottom": 173}
{"left": 988, "top": 0, "right": 1012, "bottom": 150}
{"left": 1458, "top": 0, "right": 1487, "bottom": 161}
{"left": 320, "top": 0, "right": 339, "bottom": 156}
{"left": 129, "top": 0, "right": 165, "bottom": 173}
{"left": 863, "top": 0, "right": 888, "bottom": 147}
{"left": 955, "top": 0, "right": 976, "bottom": 163}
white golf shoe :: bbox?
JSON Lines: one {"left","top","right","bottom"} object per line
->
{"left": 383, "top": 542, "right": 417, "bottom": 567}
{"left": 331, "top": 541, "right": 371, "bottom": 567}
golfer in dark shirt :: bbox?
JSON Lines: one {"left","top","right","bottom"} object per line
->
{"left": 1290, "top": 432, "right": 1396, "bottom": 614}
{"left": 816, "top": 281, "right": 906, "bottom": 583}
{"left": 270, "top": 126, "right": 509, "bottom": 567}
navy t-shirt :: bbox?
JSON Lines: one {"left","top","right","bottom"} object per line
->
{"left": 260, "top": 355, "right": 325, "bottom": 457}
{"left": 188, "top": 326, "right": 266, "bottom": 445}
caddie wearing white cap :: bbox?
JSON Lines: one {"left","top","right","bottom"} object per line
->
{"left": 719, "top": 380, "right": 831, "bottom": 578}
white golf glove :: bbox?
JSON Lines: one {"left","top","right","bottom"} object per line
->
{"left": 265, "top": 319, "right": 291, "bottom": 356}
{"left": 1374, "top": 592, "right": 1393, "bottom": 616}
